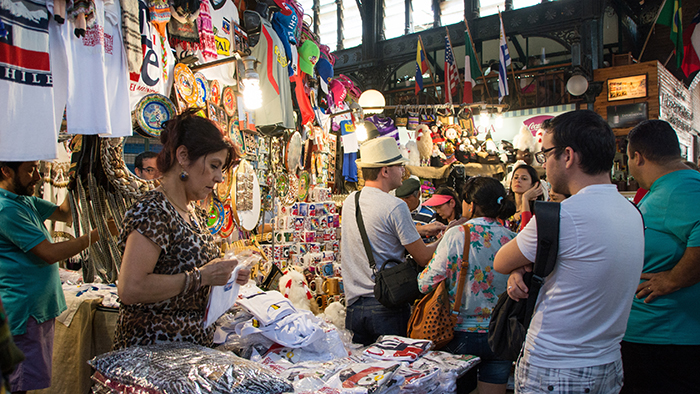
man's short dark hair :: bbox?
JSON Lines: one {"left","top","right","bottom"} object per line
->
{"left": 134, "top": 151, "right": 159, "bottom": 170}
{"left": 543, "top": 110, "right": 615, "bottom": 175}
{"left": 628, "top": 120, "right": 681, "bottom": 163}
{"left": 0, "top": 162, "right": 23, "bottom": 181}
{"left": 361, "top": 167, "right": 382, "bottom": 181}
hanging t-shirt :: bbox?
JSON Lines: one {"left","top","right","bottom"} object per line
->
{"left": 0, "top": 0, "right": 58, "bottom": 160}
{"left": 195, "top": 0, "right": 239, "bottom": 85}
{"left": 208, "top": 0, "right": 239, "bottom": 58}
{"left": 127, "top": 3, "right": 176, "bottom": 111}
{"left": 50, "top": 0, "right": 131, "bottom": 136}
{"left": 250, "top": 12, "right": 294, "bottom": 129}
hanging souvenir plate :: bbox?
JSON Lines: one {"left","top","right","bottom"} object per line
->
{"left": 298, "top": 170, "right": 310, "bottom": 201}
{"left": 194, "top": 72, "right": 209, "bottom": 107}
{"left": 209, "top": 80, "right": 221, "bottom": 105}
{"left": 207, "top": 102, "right": 220, "bottom": 124}
{"left": 275, "top": 173, "right": 288, "bottom": 196}
{"left": 219, "top": 198, "right": 235, "bottom": 238}
{"left": 134, "top": 93, "right": 176, "bottom": 138}
{"left": 222, "top": 86, "right": 237, "bottom": 117}
{"left": 174, "top": 64, "right": 198, "bottom": 106}
{"left": 206, "top": 197, "right": 225, "bottom": 235}
{"left": 285, "top": 131, "right": 303, "bottom": 172}
{"left": 232, "top": 159, "right": 261, "bottom": 232}
{"left": 229, "top": 121, "right": 245, "bottom": 151}
{"left": 216, "top": 168, "right": 234, "bottom": 201}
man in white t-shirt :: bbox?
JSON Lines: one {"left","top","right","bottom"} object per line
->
{"left": 341, "top": 137, "right": 437, "bottom": 346}
{"left": 494, "top": 110, "right": 644, "bottom": 393}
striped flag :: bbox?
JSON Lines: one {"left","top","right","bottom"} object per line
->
{"left": 464, "top": 26, "right": 480, "bottom": 104}
{"left": 415, "top": 38, "right": 429, "bottom": 95}
{"left": 681, "top": 8, "right": 700, "bottom": 76}
{"left": 498, "top": 12, "right": 511, "bottom": 103}
{"left": 657, "top": 0, "right": 684, "bottom": 68}
{"left": 444, "top": 30, "right": 459, "bottom": 103}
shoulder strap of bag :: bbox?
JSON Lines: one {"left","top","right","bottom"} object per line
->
{"left": 355, "top": 190, "right": 376, "bottom": 270}
{"left": 452, "top": 224, "right": 471, "bottom": 314}
{"left": 524, "top": 201, "right": 560, "bottom": 327}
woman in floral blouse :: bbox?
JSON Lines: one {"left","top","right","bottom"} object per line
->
{"left": 418, "top": 176, "right": 516, "bottom": 394}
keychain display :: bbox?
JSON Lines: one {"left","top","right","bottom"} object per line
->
{"left": 233, "top": 159, "right": 261, "bottom": 232}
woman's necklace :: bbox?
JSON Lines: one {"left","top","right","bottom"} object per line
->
{"left": 160, "top": 186, "right": 192, "bottom": 214}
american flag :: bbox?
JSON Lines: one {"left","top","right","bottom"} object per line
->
{"left": 444, "top": 31, "right": 459, "bottom": 103}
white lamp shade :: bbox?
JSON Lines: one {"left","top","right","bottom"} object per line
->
{"left": 566, "top": 75, "right": 589, "bottom": 96}
{"left": 359, "top": 89, "right": 386, "bottom": 114}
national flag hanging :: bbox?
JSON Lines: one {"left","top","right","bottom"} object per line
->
{"left": 498, "top": 12, "right": 511, "bottom": 103}
{"left": 415, "top": 38, "right": 429, "bottom": 95}
{"left": 463, "top": 26, "right": 480, "bottom": 104}
{"left": 444, "top": 31, "right": 460, "bottom": 103}
{"left": 681, "top": 8, "right": 700, "bottom": 76}
{"left": 657, "top": 0, "right": 684, "bottom": 68}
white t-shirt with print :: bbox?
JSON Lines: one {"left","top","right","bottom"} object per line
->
{"left": 516, "top": 184, "right": 644, "bottom": 369}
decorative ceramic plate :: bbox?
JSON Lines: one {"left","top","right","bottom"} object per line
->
{"left": 275, "top": 173, "right": 288, "bottom": 196}
{"left": 216, "top": 168, "right": 234, "bottom": 201}
{"left": 174, "top": 64, "right": 198, "bottom": 106}
{"left": 285, "top": 131, "right": 302, "bottom": 172}
{"left": 134, "top": 93, "right": 177, "bottom": 138}
{"left": 207, "top": 197, "right": 225, "bottom": 235}
{"left": 209, "top": 80, "right": 221, "bottom": 106}
{"left": 194, "top": 72, "right": 209, "bottom": 107}
{"left": 222, "top": 86, "right": 236, "bottom": 117}
{"left": 229, "top": 121, "right": 245, "bottom": 151}
{"left": 298, "top": 170, "right": 310, "bottom": 201}
{"left": 219, "top": 198, "right": 235, "bottom": 238}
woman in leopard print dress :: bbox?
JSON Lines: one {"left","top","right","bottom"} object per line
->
{"left": 113, "top": 110, "right": 249, "bottom": 350}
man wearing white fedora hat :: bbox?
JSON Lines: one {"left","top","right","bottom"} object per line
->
{"left": 341, "top": 137, "right": 438, "bottom": 346}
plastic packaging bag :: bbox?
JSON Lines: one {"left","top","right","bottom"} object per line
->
{"left": 204, "top": 251, "right": 262, "bottom": 328}
{"left": 89, "top": 342, "right": 293, "bottom": 394}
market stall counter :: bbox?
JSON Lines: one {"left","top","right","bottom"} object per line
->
{"left": 35, "top": 298, "right": 118, "bottom": 394}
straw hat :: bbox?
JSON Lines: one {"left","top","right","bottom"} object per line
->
{"left": 355, "top": 137, "right": 408, "bottom": 168}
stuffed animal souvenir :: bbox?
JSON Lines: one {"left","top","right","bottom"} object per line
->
{"left": 405, "top": 140, "right": 420, "bottom": 167}
{"left": 321, "top": 301, "right": 346, "bottom": 330}
{"left": 416, "top": 124, "right": 433, "bottom": 165}
{"left": 279, "top": 268, "right": 313, "bottom": 311}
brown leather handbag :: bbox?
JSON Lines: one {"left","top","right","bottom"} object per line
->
{"left": 407, "top": 224, "right": 470, "bottom": 350}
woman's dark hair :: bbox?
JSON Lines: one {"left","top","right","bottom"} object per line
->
{"left": 509, "top": 164, "right": 543, "bottom": 212}
{"left": 433, "top": 185, "right": 461, "bottom": 224}
{"left": 509, "top": 164, "right": 540, "bottom": 192}
{"left": 157, "top": 109, "right": 238, "bottom": 173}
{"left": 463, "top": 176, "right": 516, "bottom": 220}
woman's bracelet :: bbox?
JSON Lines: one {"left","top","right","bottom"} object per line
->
{"left": 192, "top": 268, "right": 202, "bottom": 292}
{"left": 180, "top": 268, "right": 202, "bottom": 296}
{"left": 181, "top": 271, "right": 192, "bottom": 296}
